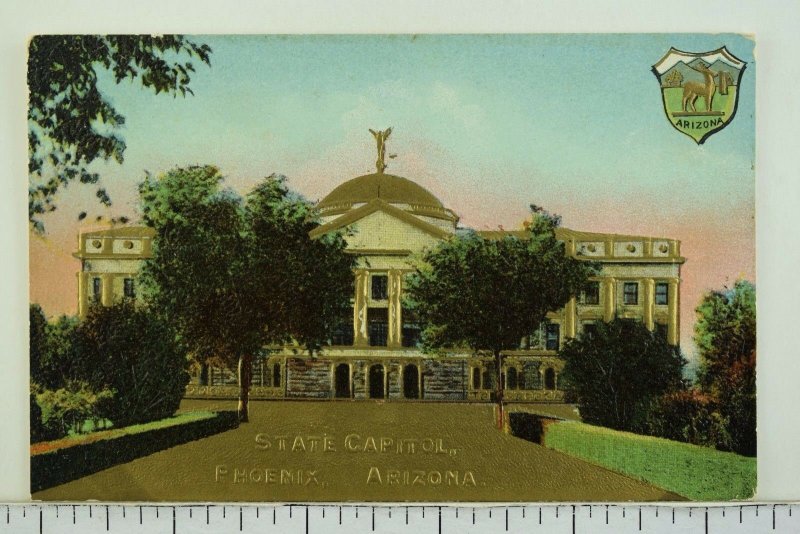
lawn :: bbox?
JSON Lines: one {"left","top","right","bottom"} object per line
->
{"left": 543, "top": 420, "right": 756, "bottom": 501}
{"left": 31, "top": 411, "right": 216, "bottom": 455}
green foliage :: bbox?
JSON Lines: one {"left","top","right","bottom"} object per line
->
{"left": 28, "top": 35, "right": 212, "bottom": 231}
{"left": 695, "top": 280, "right": 756, "bottom": 388}
{"left": 29, "top": 305, "right": 48, "bottom": 386}
{"left": 694, "top": 280, "right": 756, "bottom": 456}
{"left": 30, "top": 392, "right": 58, "bottom": 443}
{"left": 29, "top": 306, "right": 80, "bottom": 390}
{"left": 645, "top": 390, "right": 731, "bottom": 450}
{"left": 137, "top": 166, "right": 355, "bottom": 415}
{"left": 543, "top": 420, "right": 756, "bottom": 501}
{"left": 405, "top": 206, "right": 597, "bottom": 355}
{"left": 36, "top": 382, "right": 114, "bottom": 438}
{"left": 560, "top": 318, "right": 685, "bottom": 432}
{"left": 75, "top": 301, "right": 189, "bottom": 426}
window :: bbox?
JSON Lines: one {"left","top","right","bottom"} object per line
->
{"left": 623, "top": 282, "right": 639, "bottom": 305}
{"left": 401, "top": 308, "right": 421, "bottom": 347}
{"left": 331, "top": 308, "right": 354, "bottom": 346}
{"left": 272, "top": 363, "right": 281, "bottom": 387}
{"left": 371, "top": 274, "right": 388, "bottom": 300}
{"left": 582, "top": 281, "right": 600, "bottom": 305}
{"left": 546, "top": 323, "right": 560, "bottom": 350}
{"left": 92, "top": 277, "right": 102, "bottom": 301}
{"left": 368, "top": 308, "right": 388, "bottom": 347}
{"left": 583, "top": 322, "right": 597, "bottom": 338}
{"left": 123, "top": 278, "right": 135, "bottom": 299}
{"left": 472, "top": 367, "right": 481, "bottom": 389}
{"left": 655, "top": 282, "right": 669, "bottom": 305}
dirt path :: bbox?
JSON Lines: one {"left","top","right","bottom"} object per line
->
{"left": 34, "top": 400, "right": 683, "bottom": 501}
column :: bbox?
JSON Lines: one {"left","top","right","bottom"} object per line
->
{"left": 77, "top": 272, "right": 88, "bottom": 318}
{"left": 387, "top": 270, "right": 403, "bottom": 348}
{"left": 564, "top": 297, "right": 577, "bottom": 338}
{"left": 602, "top": 277, "right": 616, "bottom": 321}
{"left": 101, "top": 274, "right": 114, "bottom": 307}
{"left": 667, "top": 278, "right": 680, "bottom": 346}
{"left": 353, "top": 270, "right": 369, "bottom": 346}
{"left": 643, "top": 278, "right": 655, "bottom": 331}
{"left": 142, "top": 236, "right": 153, "bottom": 257}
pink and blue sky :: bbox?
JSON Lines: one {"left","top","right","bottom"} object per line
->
{"left": 29, "top": 34, "right": 755, "bottom": 358}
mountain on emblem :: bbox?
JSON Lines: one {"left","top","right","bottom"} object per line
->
{"left": 652, "top": 47, "right": 746, "bottom": 144}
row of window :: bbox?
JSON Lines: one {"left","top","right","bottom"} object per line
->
{"left": 471, "top": 366, "right": 558, "bottom": 391}
{"left": 90, "top": 276, "right": 136, "bottom": 300}
{"left": 580, "top": 281, "right": 670, "bottom": 306}
{"left": 371, "top": 275, "right": 671, "bottom": 308}
{"left": 330, "top": 307, "right": 422, "bottom": 348}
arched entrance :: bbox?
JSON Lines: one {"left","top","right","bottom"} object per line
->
{"left": 544, "top": 367, "right": 556, "bottom": 390}
{"left": 403, "top": 364, "right": 420, "bottom": 399}
{"left": 334, "top": 363, "right": 351, "bottom": 398}
{"left": 368, "top": 364, "right": 385, "bottom": 399}
{"left": 506, "top": 367, "right": 518, "bottom": 390}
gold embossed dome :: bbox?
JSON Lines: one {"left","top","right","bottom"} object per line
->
{"left": 318, "top": 172, "right": 444, "bottom": 210}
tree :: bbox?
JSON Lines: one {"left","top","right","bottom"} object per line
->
{"left": 138, "top": 166, "right": 355, "bottom": 422}
{"left": 28, "top": 35, "right": 212, "bottom": 232}
{"left": 694, "top": 280, "right": 756, "bottom": 455}
{"left": 74, "top": 302, "right": 189, "bottom": 426}
{"left": 663, "top": 69, "right": 684, "bottom": 88}
{"left": 404, "top": 205, "right": 597, "bottom": 429}
{"left": 29, "top": 304, "right": 48, "bottom": 387}
{"left": 560, "top": 318, "right": 685, "bottom": 432}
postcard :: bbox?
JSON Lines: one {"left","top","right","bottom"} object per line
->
{"left": 27, "top": 34, "right": 755, "bottom": 502}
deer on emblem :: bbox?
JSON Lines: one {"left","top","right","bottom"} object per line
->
{"left": 681, "top": 63, "right": 719, "bottom": 113}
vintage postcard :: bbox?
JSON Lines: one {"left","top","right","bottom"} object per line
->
{"left": 28, "top": 34, "right": 755, "bottom": 502}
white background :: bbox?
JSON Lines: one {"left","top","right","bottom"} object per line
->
{"left": 0, "top": 0, "right": 798, "bottom": 503}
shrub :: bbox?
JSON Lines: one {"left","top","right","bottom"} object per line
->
{"left": 36, "top": 383, "right": 114, "bottom": 437}
{"left": 76, "top": 302, "right": 189, "bottom": 426}
{"left": 30, "top": 391, "right": 60, "bottom": 443}
{"left": 646, "top": 389, "right": 731, "bottom": 450}
{"left": 717, "top": 354, "right": 756, "bottom": 456}
{"left": 694, "top": 280, "right": 756, "bottom": 456}
{"left": 560, "top": 318, "right": 685, "bottom": 432}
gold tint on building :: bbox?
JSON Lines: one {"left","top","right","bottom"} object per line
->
{"left": 74, "top": 131, "right": 684, "bottom": 403}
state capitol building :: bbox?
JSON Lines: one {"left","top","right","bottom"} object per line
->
{"left": 73, "top": 134, "right": 684, "bottom": 404}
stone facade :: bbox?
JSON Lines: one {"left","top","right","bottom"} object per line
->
{"left": 74, "top": 166, "right": 685, "bottom": 405}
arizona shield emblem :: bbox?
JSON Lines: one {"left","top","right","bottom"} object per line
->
{"left": 653, "top": 47, "right": 746, "bottom": 144}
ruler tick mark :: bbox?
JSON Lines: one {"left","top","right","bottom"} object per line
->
{"left": 505, "top": 508, "right": 508, "bottom": 531}
{"left": 372, "top": 506, "right": 375, "bottom": 531}
{"left": 773, "top": 505, "right": 776, "bottom": 530}
{"left": 106, "top": 505, "right": 109, "bottom": 531}
{"left": 638, "top": 506, "right": 641, "bottom": 531}
{"left": 239, "top": 506, "right": 243, "bottom": 531}
{"left": 438, "top": 507, "right": 442, "bottom": 534}
{"left": 572, "top": 505, "right": 576, "bottom": 534}
{"left": 274, "top": 508, "right": 277, "bottom": 525}
{"left": 306, "top": 506, "right": 310, "bottom": 534}
{"left": 338, "top": 506, "right": 341, "bottom": 525}
{"left": 39, "top": 507, "right": 42, "bottom": 534}
{"left": 539, "top": 507, "right": 542, "bottom": 525}
{"left": 140, "top": 506, "right": 142, "bottom": 525}
{"left": 606, "top": 505, "right": 609, "bottom": 525}
{"left": 172, "top": 506, "right": 176, "bottom": 534}
{"left": 207, "top": 505, "right": 210, "bottom": 525}
{"left": 705, "top": 508, "right": 708, "bottom": 534}
{"left": 472, "top": 508, "right": 475, "bottom": 525}
{"left": 672, "top": 508, "right": 675, "bottom": 524}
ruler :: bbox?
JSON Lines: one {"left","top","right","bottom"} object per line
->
{"left": 1, "top": 504, "right": 798, "bottom": 533}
